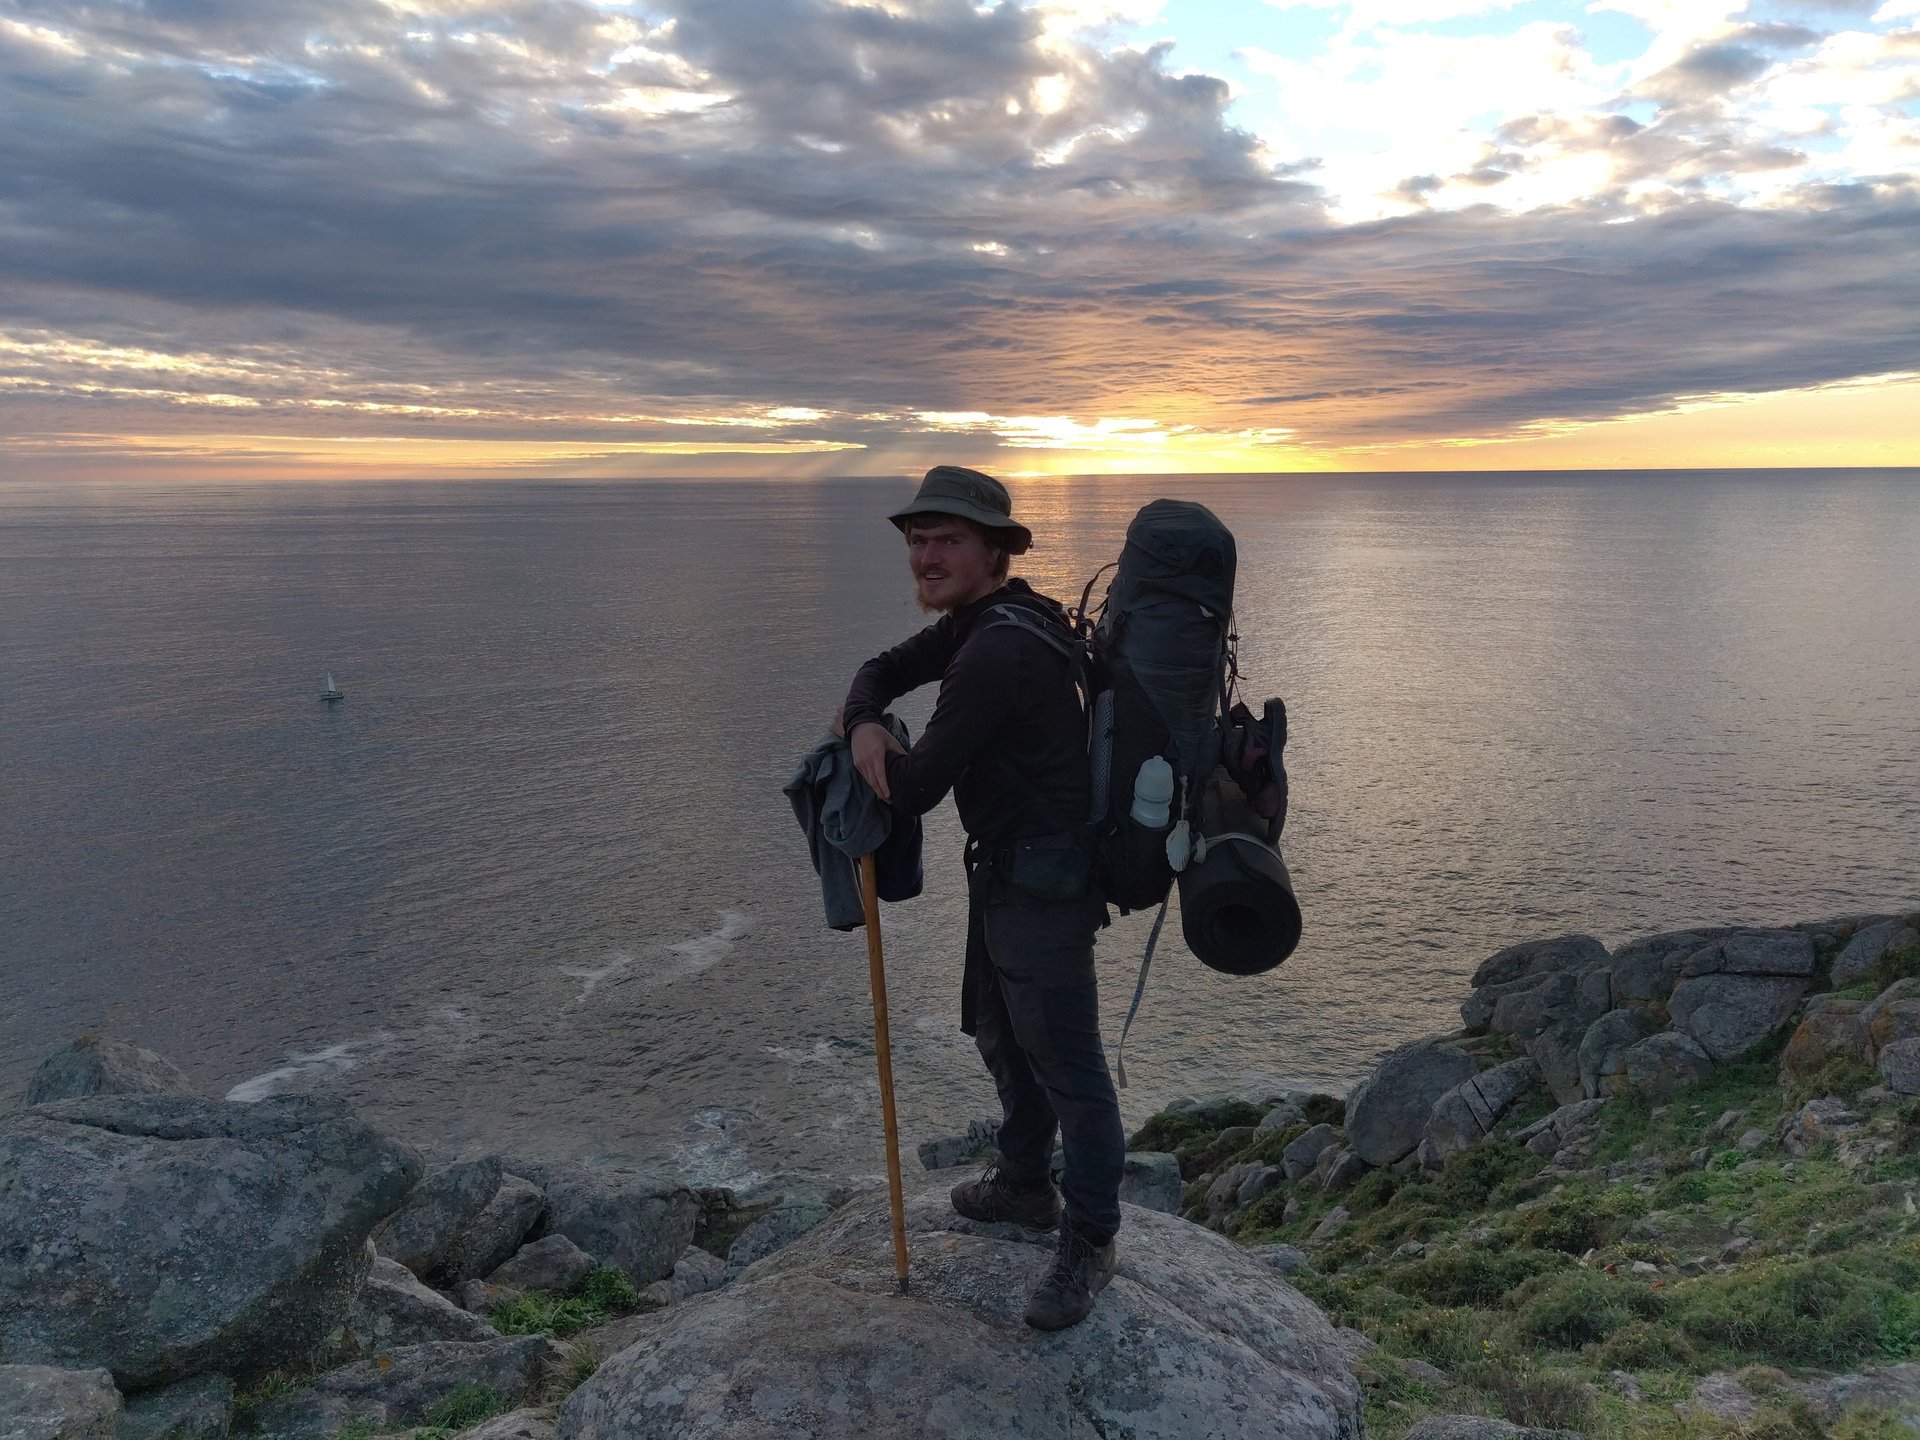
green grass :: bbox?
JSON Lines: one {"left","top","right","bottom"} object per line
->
{"left": 489, "top": 1265, "right": 647, "bottom": 1338}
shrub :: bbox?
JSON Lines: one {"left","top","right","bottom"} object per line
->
{"left": 1475, "top": 1361, "right": 1597, "bottom": 1431}
{"left": 1591, "top": 1317, "right": 1700, "bottom": 1371}
{"left": 1396, "top": 1247, "right": 1566, "bottom": 1307}
{"left": 1514, "top": 1268, "right": 1651, "bottom": 1350}
{"left": 1672, "top": 1254, "right": 1920, "bottom": 1367}
{"left": 1511, "top": 1185, "right": 1642, "bottom": 1254}
{"left": 1383, "top": 1307, "right": 1483, "bottom": 1370}
{"left": 1128, "top": 1111, "right": 1215, "bottom": 1153}
{"left": 579, "top": 1266, "right": 639, "bottom": 1311}
{"left": 1426, "top": 1142, "right": 1543, "bottom": 1213}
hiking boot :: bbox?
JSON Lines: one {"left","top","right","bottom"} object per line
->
{"left": 1023, "top": 1224, "right": 1117, "bottom": 1331}
{"left": 949, "top": 1163, "right": 1062, "bottom": 1230}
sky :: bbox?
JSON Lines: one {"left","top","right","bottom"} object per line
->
{"left": 0, "top": 0, "right": 1915, "bottom": 479}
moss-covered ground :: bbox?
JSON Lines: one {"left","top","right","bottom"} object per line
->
{"left": 1132, "top": 1050, "right": 1920, "bottom": 1438}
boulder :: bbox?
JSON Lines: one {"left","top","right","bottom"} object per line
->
{"left": 510, "top": 1160, "right": 697, "bottom": 1286}
{"left": 118, "top": 1375, "right": 234, "bottom": 1440}
{"left": 465, "top": 1409, "right": 557, "bottom": 1440}
{"left": 1344, "top": 1039, "right": 1477, "bottom": 1166}
{"left": 1119, "top": 1152, "right": 1183, "bottom": 1214}
{"left": 1782, "top": 1097, "right": 1863, "bottom": 1157}
{"left": 1780, "top": 1001, "right": 1870, "bottom": 1085}
{"left": 1418, "top": 1057, "right": 1541, "bottom": 1167}
{"left": 915, "top": 1118, "right": 999, "bottom": 1171}
{"left": 1832, "top": 921, "right": 1920, "bottom": 988}
{"left": 0, "top": 1366, "right": 121, "bottom": 1440}
{"left": 1608, "top": 928, "right": 1736, "bottom": 1018}
{"left": 1524, "top": 1020, "right": 1587, "bottom": 1106}
{"left": 723, "top": 1183, "right": 841, "bottom": 1279}
{"left": 1690, "top": 1372, "right": 1761, "bottom": 1422}
{"left": 1470, "top": 934, "right": 1609, "bottom": 990}
{"left": 244, "top": 1337, "right": 562, "bottom": 1437}
{"left": 1619, "top": 1032, "right": 1714, "bottom": 1100}
{"left": 1514, "top": 1098, "right": 1607, "bottom": 1158}
{"left": 646, "top": 1245, "right": 727, "bottom": 1305}
{"left": 1578, "top": 1009, "right": 1659, "bottom": 1098}
{"left": 1790, "top": 1361, "right": 1920, "bottom": 1424}
{"left": 1490, "top": 973, "right": 1604, "bottom": 1044}
{"left": 1204, "top": 1163, "right": 1260, "bottom": 1220}
{"left": 1865, "top": 978, "right": 1920, "bottom": 1058}
{"left": 1322, "top": 1150, "right": 1370, "bottom": 1194}
{"left": 1306, "top": 1206, "right": 1350, "bottom": 1247}
{"left": 1282, "top": 1123, "right": 1340, "bottom": 1181}
{"left": 555, "top": 1178, "right": 1363, "bottom": 1440}
{"left": 0, "top": 1095, "right": 419, "bottom": 1389}
{"left": 1258, "top": 1102, "right": 1307, "bottom": 1132}
{"left": 1681, "top": 930, "right": 1817, "bottom": 980}
{"left": 488, "top": 1235, "right": 598, "bottom": 1296}
{"left": 1879, "top": 1038, "right": 1920, "bottom": 1096}
{"left": 1402, "top": 1419, "right": 1580, "bottom": 1439}
{"left": 1669, "top": 937, "right": 1816, "bottom": 1062}
{"left": 373, "top": 1157, "right": 502, "bottom": 1279}
{"left": 346, "top": 1255, "right": 495, "bottom": 1349}
{"left": 1236, "top": 1165, "right": 1285, "bottom": 1209}
{"left": 20, "top": 1038, "right": 196, "bottom": 1106}
{"left": 441, "top": 1174, "right": 547, "bottom": 1285}
{"left": 1250, "top": 1243, "right": 1309, "bottom": 1274}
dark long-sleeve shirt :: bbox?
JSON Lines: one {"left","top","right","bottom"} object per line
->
{"left": 841, "top": 579, "right": 1090, "bottom": 845}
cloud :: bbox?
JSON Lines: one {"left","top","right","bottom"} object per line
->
{"left": 0, "top": 0, "right": 1915, "bottom": 470}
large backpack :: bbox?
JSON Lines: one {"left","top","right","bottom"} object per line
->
{"left": 986, "top": 499, "right": 1299, "bottom": 1080}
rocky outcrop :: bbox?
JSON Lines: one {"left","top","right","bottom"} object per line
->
{"left": 1781, "top": 998, "right": 1869, "bottom": 1084}
{"left": 1878, "top": 1038, "right": 1920, "bottom": 1095}
{"left": 118, "top": 1375, "right": 234, "bottom": 1440}
{"left": 345, "top": 1257, "right": 495, "bottom": 1348}
{"left": 1417, "top": 1057, "right": 1540, "bottom": 1168}
{"left": 374, "top": 1157, "right": 503, "bottom": 1279}
{"left": 0, "top": 1095, "right": 419, "bottom": 1389}
{"left": 1669, "top": 930, "right": 1816, "bottom": 1061}
{"left": 242, "top": 1338, "right": 561, "bottom": 1438}
{"left": 19, "top": 1037, "right": 197, "bottom": 1107}
{"left": 556, "top": 1176, "right": 1363, "bottom": 1440}
{"left": 0, "top": 1366, "right": 121, "bottom": 1440}
{"left": 508, "top": 1160, "right": 696, "bottom": 1287}
{"left": 441, "top": 1173, "right": 548, "bottom": 1284}
{"left": 1832, "top": 920, "right": 1919, "bottom": 988}
{"left": 640, "top": 1246, "right": 728, "bottom": 1307}
{"left": 1344, "top": 1039, "right": 1477, "bottom": 1166}
{"left": 1864, "top": 978, "right": 1920, "bottom": 1058}
{"left": 1619, "top": 1031, "right": 1715, "bottom": 1100}
{"left": 490, "top": 1235, "right": 598, "bottom": 1295}
{"left": 1578, "top": 1008, "right": 1659, "bottom": 1098}
{"left": 1119, "top": 1151, "right": 1182, "bottom": 1213}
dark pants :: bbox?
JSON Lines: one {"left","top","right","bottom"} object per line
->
{"left": 966, "top": 869, "right": 1125, "bottom": 1242}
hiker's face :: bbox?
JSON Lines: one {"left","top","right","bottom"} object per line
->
{"left": 907, "top": 518, "right": 1000, "bottom": 614}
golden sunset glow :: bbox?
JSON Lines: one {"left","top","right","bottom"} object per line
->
{"left": 2, "top": 0, "right": 1916, "bottom": 480}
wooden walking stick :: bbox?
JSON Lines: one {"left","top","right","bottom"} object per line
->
{"left": 858, "top": 851, "right": 911, "bottom": 1294}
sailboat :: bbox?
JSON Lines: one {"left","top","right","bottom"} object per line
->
{"left": 320, "top": 672, "right": 345, "bottom": 703}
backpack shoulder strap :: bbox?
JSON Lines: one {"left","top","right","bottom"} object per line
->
{"left": 981, "top": 603, "right": 1081, "bottom": 661}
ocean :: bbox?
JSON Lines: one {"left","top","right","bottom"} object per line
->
{"left": 3, "top": 469, "right": 1917, "bottom": 1189}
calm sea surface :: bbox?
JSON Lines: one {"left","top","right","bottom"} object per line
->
{"left": 3, "top": 471, "right": 1917, "bottom": 1187}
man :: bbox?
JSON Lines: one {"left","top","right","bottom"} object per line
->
{"left": 835, "top": 464, "right": 1124, "bottom": 1331}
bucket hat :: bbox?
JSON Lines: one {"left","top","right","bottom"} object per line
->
{"left": 888, "top": 465, "right": 1033, "bottom": 554}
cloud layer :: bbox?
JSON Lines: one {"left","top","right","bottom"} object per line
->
{"left": 1, "top": 0, "right": 1915, "bottom": 473}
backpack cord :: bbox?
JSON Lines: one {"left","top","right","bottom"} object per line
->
{"left": 1114, "top": 894, "right": 1170, "bottom": 1090}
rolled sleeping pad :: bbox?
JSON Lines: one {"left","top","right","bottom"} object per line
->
{"left": 1178, "top": 768, "right": 1302, "bottom": 975}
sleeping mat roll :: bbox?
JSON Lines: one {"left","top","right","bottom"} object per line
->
{"left": 1178, "top": 768, "right": 1302, "bottom": 976}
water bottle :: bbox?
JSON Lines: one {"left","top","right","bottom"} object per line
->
{"left": 1129, "top": 755, "right": 1174, "bottom": 830}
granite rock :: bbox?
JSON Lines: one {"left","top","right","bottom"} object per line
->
{"left": 1119, "top": 1152, "right": 1183, "bottom": 1214}
{"left": 509, "top": 1160, "right": 697, "bottom": 1286}
{"left": 0, "top": 1095, "right": 419, "bottom": 1389}
{"left": 118, "top": 1375, "right": 234, "bottom": 1440}
{"left": 1879, "top": 1038, "right": 1920, "bottom": 1096}
{"left": 489, "top": 1235, "right": 598, "bottom": 1296}
{"left": 1619, "top": 1032, "right": 1715, "bottom": 1100}
{"left": 1345, "top": 1039, "right": 1477, "bottom": 1166}
{"left": 345, "top": 1256, "right": 495, "bottom": 1348}
{"left": 1578, "top": 1008, "right": 1659, "bottom": 1099}
{"left": 1832, "top": 921, "right": 1920, "bottom": 988}
{"left": 556, "top": 1178, "right": 1363, "bottom": 1440}
{"left": 20, "top": 1038, "right": 196, "bottom": 1107}
{"left": 441, "top": 1174, "right": 547, "bottom": 1285}
{"left": 374, "top": 1158, "right": 502, "bottom": 1280}
{"left": 0, "top": 1366, "right": 121, "bottom": 1440}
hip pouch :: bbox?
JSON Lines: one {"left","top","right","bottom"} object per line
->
{"left": 1004, "top": 829, "right": 1095, "bottom": 903}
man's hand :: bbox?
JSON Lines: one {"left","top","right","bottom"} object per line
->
{"left": 850, "top": 721, "right": 907, "bottom": 802}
